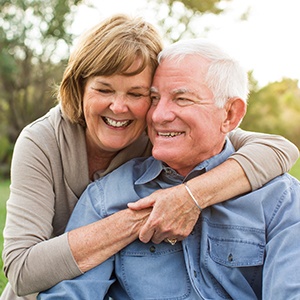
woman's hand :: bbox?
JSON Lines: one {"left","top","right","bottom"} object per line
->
{"left": 128, "top": 184, "right": 201, "bottom": 244}
{"left": 128, "top": 159, "right": 252, "bottom": 244}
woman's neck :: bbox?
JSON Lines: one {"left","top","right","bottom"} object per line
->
{"left": 85, "top": 135, "right": 117, "bottom": 180}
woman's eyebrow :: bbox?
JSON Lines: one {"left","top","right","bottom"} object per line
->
{"left": 93, "top": 80, "right": 112, "bottom": 87}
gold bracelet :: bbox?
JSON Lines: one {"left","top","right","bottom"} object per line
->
{"left": 184, "top": 182, "right": 203, "bottom": 212}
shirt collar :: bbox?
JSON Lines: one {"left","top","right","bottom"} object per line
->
{"left": 135, "top": 137, "right": 235, "bottom": 185}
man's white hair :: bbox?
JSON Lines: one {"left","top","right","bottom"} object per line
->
{"left": 157, "top": 38, "right": 249, "bottom": 108}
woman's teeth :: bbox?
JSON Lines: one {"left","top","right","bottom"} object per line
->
{"left": 103, "top": 117, "right": 131, "bottom": 128}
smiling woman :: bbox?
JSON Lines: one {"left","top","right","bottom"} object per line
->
{"left": 1, "top": 14, "right": 164, "bottom": 299}
{"left": 82, "top": 64, "right": 152, "bottom": 168}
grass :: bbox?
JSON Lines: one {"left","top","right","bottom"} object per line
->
{"left": 0, "top": 180, "right": 9, "bottom": 294}
{"left": 0, "top": 160, "right": 299, "bottom": 294}
{"left": 288, "top": 157, "right": 300, "bottom": 179}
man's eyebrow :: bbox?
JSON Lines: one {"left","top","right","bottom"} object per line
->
{"left": 170, "top": 88, "right": 200, "bottom": 98}
{"left": 150, "top": 87, "right": 158, "bottom": 93}
{"left": 150, "top": 87, "right": 193, "bottom": 94}
{"left": 150, "top": 87, "right": 204, "bottom": 102}
{"left": 170, "top": 88, "right": 189, "bottom": 95}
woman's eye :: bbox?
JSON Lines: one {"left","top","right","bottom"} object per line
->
{"left": 98, "top": 89, "right": 113, "bottom": 94}
{"left": 128, "top": 93, "right": 143, "bottom": 98}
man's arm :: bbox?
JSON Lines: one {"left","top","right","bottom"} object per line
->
{"left": 129, "top": 130, "right": 299, "bottom": 243}
{"left": 262, "top": 176, "right": 300, "bottom": 299}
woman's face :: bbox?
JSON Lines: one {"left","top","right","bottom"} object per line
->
{"left": 83, "top": 63, "right": 152, "bottom": 153}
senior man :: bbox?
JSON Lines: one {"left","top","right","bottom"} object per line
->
{"left": 39, "top": 39, "right": 300, "bottom": 299}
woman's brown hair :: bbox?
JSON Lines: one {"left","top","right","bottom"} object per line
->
{"left": 59, "top": 14, "right": 163, "bottom": 126}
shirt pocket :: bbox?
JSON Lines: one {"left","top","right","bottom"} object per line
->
{"left": 205, "top": 235, "right": 265, "bottom": 299}
{"left": 116, "top": 240, "right": 192, "bottom": 300}
{"left": 208, "top": 236, "right": 265, "bottom": 267}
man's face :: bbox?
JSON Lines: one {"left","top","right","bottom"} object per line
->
{"left": 147, "top": 55, "right": 228, "bottom": 176}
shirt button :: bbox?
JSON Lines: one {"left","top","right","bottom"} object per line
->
{"left": 228, "top": 253, "right": 233, "bottom": 262}
{"left": 149, "top": 245, "right": 156, "bottom": 253}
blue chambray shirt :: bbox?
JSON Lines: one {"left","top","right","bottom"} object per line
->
{"left": 39, "top": 139, "right": 300, "bottom": 300}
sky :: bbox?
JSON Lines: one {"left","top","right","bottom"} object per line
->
{"left": 72, "top": 0, "right": 300, "bottom": 87}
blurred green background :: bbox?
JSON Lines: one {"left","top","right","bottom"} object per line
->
{"left": 0, "top": 0, "right": 299, "bottom": 294}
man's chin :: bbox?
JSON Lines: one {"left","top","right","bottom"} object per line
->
{"left": 152, "top": 149, "right": 176, "bottom": 162}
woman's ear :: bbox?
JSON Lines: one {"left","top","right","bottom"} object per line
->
{"left": 221, "top": 97, "right": 247, "bottom": 133}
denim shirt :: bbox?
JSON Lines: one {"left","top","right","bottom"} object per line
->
{"left": 39, "top": 139, "right": 300, "bottom": 300}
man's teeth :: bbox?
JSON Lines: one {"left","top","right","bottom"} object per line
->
{"left": 158, "top": 132, "right": 182, "bottom": 137}
{"left": 103, "top": 117, "right": 131, "bottom": 128}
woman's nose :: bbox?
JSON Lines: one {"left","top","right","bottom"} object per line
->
{"left": 109, "top": 95, "right": 129, "bottom": 114}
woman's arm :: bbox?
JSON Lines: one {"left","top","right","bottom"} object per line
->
{"left": 228, "top": 128, "right": 299, "bottom": 190}
{"left": 68, "top": 207, "right": 151, "bottom": 273}
{"left": 3, "top": 128, "right": 87, "bottom": 296}
{"left": 129, "top": 129, "right": 299, "bottom": 243}
{"left": 2, "top": 126, "right": 150, "bottom": 297}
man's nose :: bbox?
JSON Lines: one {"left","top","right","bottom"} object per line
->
{"left": 151, "top": 98, "right": 176, "bottom": 123}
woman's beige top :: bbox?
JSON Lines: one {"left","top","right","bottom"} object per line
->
{"left": 1, "top": 105, "right": 298, "bottom": 299}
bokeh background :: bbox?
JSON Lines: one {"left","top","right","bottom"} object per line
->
{"left": 1, "top": 0, "right": 299, "bottom": 292}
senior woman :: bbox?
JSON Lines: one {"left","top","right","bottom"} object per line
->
{"left": 1, "top": 14, "right": 298, "bottom": 300}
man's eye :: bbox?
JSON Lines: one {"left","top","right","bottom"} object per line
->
{"left": 175, "top": 97, "right": 195, "bottom": 106}
{"left": 150, "top": 96, "right": 160, "bottom": 106}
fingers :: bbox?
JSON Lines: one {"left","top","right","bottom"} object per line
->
{"left": 138, "top": 210, "right": 186, "bottom": 244}
{"left": 131, "top": 185, "right": 201, "bottom": 244}
{"left": 127, "top": 197, "right": 155, "bottom": 210}
{"left": 138, "top": 211, "right": 170, "bottom": 244}
{"left": 139, "top": 223, "right": 155, "bottom": 243}
{"left": 138, "top": 197, "right": 200, "bottom": 244}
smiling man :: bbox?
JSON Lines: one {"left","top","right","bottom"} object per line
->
{"left": 147, "top": 50, "right": 245, "bottom": 176}
{"left": 39, "top": 39, "right": 300, "bottom": 300}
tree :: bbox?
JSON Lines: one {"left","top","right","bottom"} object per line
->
{"left": 240, "top": 78, "right": 300, "bottom": 148}
{"left": 0, "top": 0, "right": 85, "bottom": 177}
{"left": 147, "top": 0, "right": 234, "bottom": 43}
{"left": 0, "top": 0, "right": 84, "bottom": 143}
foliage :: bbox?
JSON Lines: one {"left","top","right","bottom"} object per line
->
{"left": 0, "top": 0, "right": 85, "bottom": 177}
{"left": 148, "top": 0, "right": 232, "bottom": 43}
{"left": 0, "top": 180, "right": 9, "bottom": 293}
{"left": 289, "top": 158, "right": 300, "bottom": 179}
{"left": 167, "top": 0, "right": 225, "bottom": 13}
{"left": 0, "top": 0, "right": 84, "bottom": 137}
{"left": 0, "top": 134, "right": 12, "bottom": 179}
{"left": 241, "top": 78, "right": 300, "bottom": 148}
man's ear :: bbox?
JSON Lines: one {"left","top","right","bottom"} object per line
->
{"left": 221, "top": 97, "right": 247, "bottom": 133}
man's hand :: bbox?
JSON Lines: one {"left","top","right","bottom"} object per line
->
{"left": 127, "top": 184, "right": 201, "bottom": 243}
